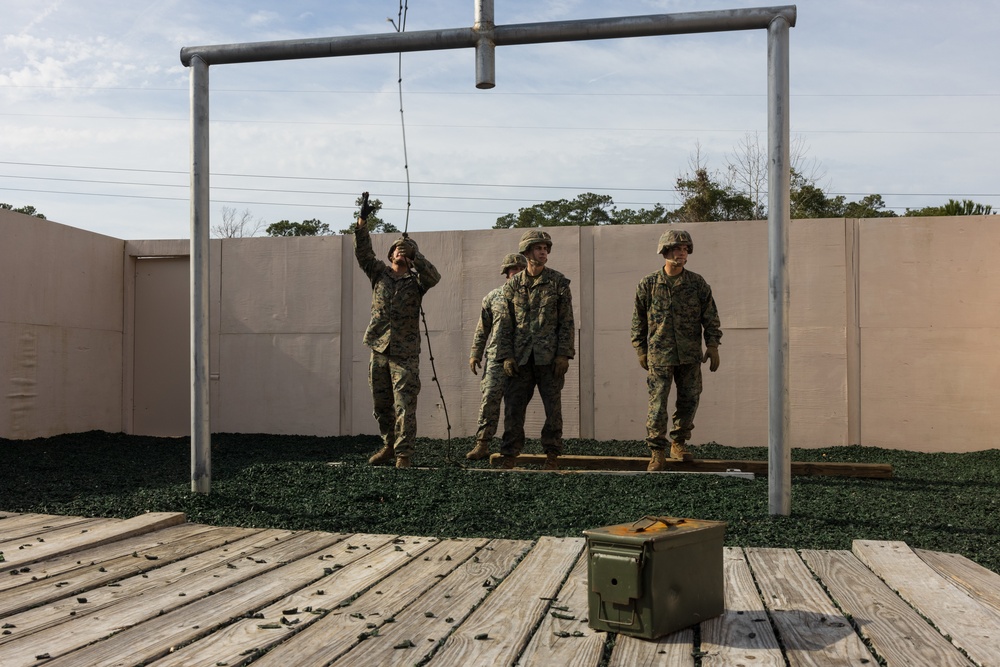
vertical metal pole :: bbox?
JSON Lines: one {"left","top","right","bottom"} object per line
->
{"left": 190, "top": 55, "right": 211, "bottom": 494}
{"left": 767, "top": 16, "right": 791, "bottom": 516}
{"left": 474, "top": 0, "right": 496, "bottom": 89}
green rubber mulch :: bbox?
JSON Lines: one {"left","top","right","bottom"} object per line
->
{"left": 2, "top": 431, "right": 998, "bottom": 574}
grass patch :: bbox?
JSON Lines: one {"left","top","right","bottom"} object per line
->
{"left": 2, "top": 431, "right": 998, "bottom": 574}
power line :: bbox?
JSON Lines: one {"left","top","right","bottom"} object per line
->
{"left": 2, "top": 112, "right": 997, "bottom": 135}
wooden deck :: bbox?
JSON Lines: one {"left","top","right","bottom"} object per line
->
{"left": 2, "top": 511, "right": 999, "bottom": 666}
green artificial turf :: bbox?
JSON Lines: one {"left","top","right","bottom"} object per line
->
{"left": 1, "top": 431, "right": 998, "bottom": 574}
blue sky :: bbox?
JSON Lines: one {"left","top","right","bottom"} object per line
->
{"left": 1, "top": 0, "right": 997, "bottom": 239}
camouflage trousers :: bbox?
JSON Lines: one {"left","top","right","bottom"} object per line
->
{"left": 646, "top": 363, "right": 702, "bottom": 450}
{"left": 474, "top": 356, "right": 509, "bottom": 443}
{"left": 369, "top": 350, "right": 420, "bottom": 457}
{"left": 501, "top": 360, "right": 564, "bottom": 457}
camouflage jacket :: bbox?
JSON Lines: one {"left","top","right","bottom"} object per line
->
{"left": 631, "top": 267, "right": 722, "bottom": 368}
{"left": 496, "top": 267, "right": 575, "bottom": 366}
{"left": 470, "top": 286, "right": 505, "bottom": 363}
{"left": 354, "top": 226, "right": 441, "bottom": 358}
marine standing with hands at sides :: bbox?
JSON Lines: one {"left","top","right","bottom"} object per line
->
{"left": 466, "top": 253, "right": 529, "bottom": 461}
{"left": 496, "top": 230, "right": 575, "bottom": 471}
{"left": 353, "top": 192, "right": 441, "bottom": 469}
{"left": 632, "top": 229, "right": 722, "bottom": 471}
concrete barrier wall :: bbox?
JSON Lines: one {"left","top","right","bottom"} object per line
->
{"left": 3, "top": 211, "right": 998, "bottom": 452}
{"left": 0, "top": 210, "right": 124, "bottom": 438}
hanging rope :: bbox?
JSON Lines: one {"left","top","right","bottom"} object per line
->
{"left": 389, "top": 1, "right": 412, "bottom": 235}
{"left": 389, "top": 1, "right": 455, "bottom": 459}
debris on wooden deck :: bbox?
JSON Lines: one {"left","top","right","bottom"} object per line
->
{"left": 2, "top": 510, "right": 996, "bottom": 666}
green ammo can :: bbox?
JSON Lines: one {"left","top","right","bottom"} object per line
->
{"left": 584, "top": 515, "right": 726, "bottom": 639}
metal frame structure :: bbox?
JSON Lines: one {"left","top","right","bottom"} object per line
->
{"left": 181, "top": 2, "right": 796, "bottom": 515}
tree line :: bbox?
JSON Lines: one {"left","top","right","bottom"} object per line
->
{"left": 4, "top": 135, "right": 992, "bottom": 238}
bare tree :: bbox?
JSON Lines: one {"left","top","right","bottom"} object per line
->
{"left": 212, "top": 206, "right": 265, "bottom": 238}
{"left": 724, "top": 132, "right": 825, "bottom": 219}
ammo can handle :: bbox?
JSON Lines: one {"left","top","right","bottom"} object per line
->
{"left": 630, "top": 515, "right": 686, "bottom": 532}
{"left": 597, "top": 602, "right": 637, "bottom": 628}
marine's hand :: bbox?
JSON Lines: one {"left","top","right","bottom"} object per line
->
{"left": 703, "top": 345, "right": 720, "bottom": 372}
{"left": 638, "top": 353, "right": 648, "bottom": 371}
{"left": 553, "top": 355, "right": 569, "bottom": 379}
{"left": 503, "top": 358, "right": 519, "bottom": 377}
{"left": 359, "top": 191, "right": 373, "bottom": 222}
{"left": 470, "top": 358, "right": 481, "bottom": 375}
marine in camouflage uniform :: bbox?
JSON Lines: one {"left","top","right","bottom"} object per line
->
{"left": 466, "top": 253, "right": 528, "bottom": 461}
{"left": 631, "top": 229, "right": 722, "bottom": 470}
{"left": 495, "top": 230, "right": 575, "bottom": 470}
{"left": 353, "top": 194, "right": 441, "bottom": 468}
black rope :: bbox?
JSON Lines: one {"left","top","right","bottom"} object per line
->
{"left": 390, "top": 1, "right": 455, "bottom": 460}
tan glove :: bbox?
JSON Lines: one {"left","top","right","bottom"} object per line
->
{"left": 703, "top": 345, "right": 720, "bottom": 372}
{"left": 553, "top": 356, "right": 570, "bottom": 378}
{"left": 503, "top": 358, "right": 519, "bottom": 377}
{"left": 470, "top": 358, "right": 481, "bottom": 375}
{"left": 638, "top": 353, "right": 648, "bottom": 371}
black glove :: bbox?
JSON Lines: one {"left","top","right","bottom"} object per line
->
{"left": 359, "top": 191, "right": 374, "bottom": 221}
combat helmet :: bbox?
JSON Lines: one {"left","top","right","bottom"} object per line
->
{"left": 387, "top": 236, "right": 418, "bottom": 260}
{"left": 518, "top": 229, "right": 553, "bottom": 254}
{"left": 500, "top": 252, "right": 528, "bottom": 275}
{"left": 657, "top": 228, "right": 693, "bottom": 255}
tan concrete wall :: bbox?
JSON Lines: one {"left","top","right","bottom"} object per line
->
{"left": 4, "top": 213, "right": 998, "bottom": 453}
{"left": 857, "top": 216, "right": 1000, "bottom": 452}
{"left": 0, "top": 211, "right": 124, "bottom": 438}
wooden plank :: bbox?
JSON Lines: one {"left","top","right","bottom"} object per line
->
{"left": 0, "top": 511, "right": 186, "bottom": 568}
{"left": 918, "top": 548, "right": 1000, "bottom": 615}
{"left": 328, "top": 538, "right": 531, "bottom": 667}
{"left": 607, "top": 628, "right": 695, "bottom": 666}
{"left": 853, "top": 539, "right": 1000, "bottom": 666}
{"left": 518, "top": 551, "right": 606, "bottom": 667}
{"left": 0, "top": 528, "right": 330, "bottom": 665}
{"left": 11, "top": 530, "right": 356, "bottom": 667}
{"left": 0, "top": 528, "right": 296, "bottom": 647}
{"left": 0, "top": 518, "right": 112, "bottom": 560}
{"left": 801, "top": 549, "right": 973, "bottom": 667}
{"left": 0, "top": 513, "right": 102, "bottom": 543}
{"left": 467, "top": 467, "right": 754, "bottom": 479}
{"left": 745, "top": 547, "right": 875, "bottom": 666}
{"left": 0, "top": 523, "right": 253, "bottom": 617}
{"left": 426, "top": 536, "right": 584, "bottom": 667}
{"left": 488, "top": 454, "right": 892, "bottom": 478}
{"left": 0, "top": 522, "right": 228, "bottom": 595}
{"left": 221, "top": 535, "right": 451, "bottom": 666}
{"left": 700, "top": 547, "right": 784, "bottom": 667}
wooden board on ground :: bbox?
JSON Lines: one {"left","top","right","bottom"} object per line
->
{"left": 853, "top": 539, "right": 1000, "bottom": 666}
{"left": 428, "top": 536, "right": 585, "bottom": 667}
{"left": 468, "top": 466, "right": 754, "bottom": 479}
{"left": 0, "top": 523, "right": 254, "bottom": 617}
{"left": 745, "top": 547, "right": 876, "bottom": 665}
{"left": 800, "top": 548, "right": 973, "bottom": 666}
{"left": 328, "top": 538, "right": 532, "bottom": 666}
{"left": 917, "top": 548, "right": 1000, "bottom": 615}
{"left": 487, "top": 454, "right": 892, "bottom": 478}
{"left": 0, "top": 512, "right": 186, "bottom": 568}
{"left": 700, "top": 547, "right": 784, "bottom": 666}
{"left": 194, "top": 535, "right": 438, "bottom": 667}
{"left": 608, "top": 628, "right": 695, "bottom": 666}
{"left": 518, "top": 550, "right": 606, "bottom": 667}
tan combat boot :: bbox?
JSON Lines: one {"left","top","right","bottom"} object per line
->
{"left": 647, "top": 449, "right": 667, "bottom": 472}
{"left": 543, "top": 453, "right": 559, "bottom": 471}
{"left": 670, "top": 441, "right": 694, "bottom": 462}
{"left": 465, "top": 439, "right": 490, "bottom": 461}
{"left": 498, "top": 455, "right": 517, "bottom": 469}
{"left": 368, "top": 445, "right": 395, "bottom": 466}
{"left": 395, "top": 455, "right": 412, "bottom": 469}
